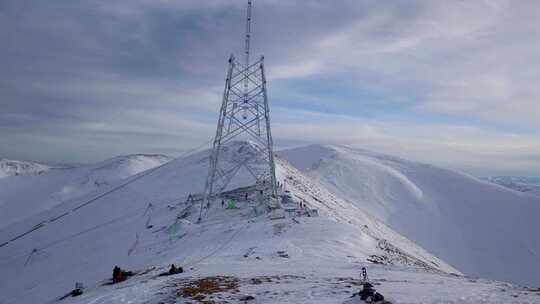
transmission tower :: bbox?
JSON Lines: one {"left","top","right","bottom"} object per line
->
{"left": 200, "top": 0, "right": 277, "bottom": 220}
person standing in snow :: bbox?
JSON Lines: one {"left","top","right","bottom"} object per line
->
{"left": 112, "top": 266, "right": 123, "bottom": 283}
{"left": 168, "top": 264, "right": 183, "bottom": 275}
{"left": 112, "top": 266, "right": 133, "bottom": 284}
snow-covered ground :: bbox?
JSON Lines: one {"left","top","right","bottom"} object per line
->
{"left": 279, "top": 144, "right": 540, "bottom": 287}
{"left": 0, "top": 154, "right": 171, "bottom": 229}
{"left": 482, "top": 176, "right": 540, "bottom": 197}
{"left": 0, "top": 142, "right": 539, "bottom": 304}
{"left": 61, "top": 261, "right": 539, "bottom": 304}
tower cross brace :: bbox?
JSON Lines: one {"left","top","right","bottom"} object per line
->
{"left": 200, "top": 0, "right": 277, "bottom": 221}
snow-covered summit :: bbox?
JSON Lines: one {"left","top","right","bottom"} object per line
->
{"left": 0, "top": 158, "right": 51, "bottom": 178}
{"left": 0, "top": 154, "right": 172, "bottom": 229}
{"left": 80, "top": 154, "right": 172, "bottom": 186}
{"left": 280, "top": 144, "right": 540, "bottom": 286}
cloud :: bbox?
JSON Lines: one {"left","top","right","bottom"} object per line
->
{"left": 0, "top": 0, "right": 539, "bottom": 176}
{"left": 280, "top": 0, "right": 540, "bottom": 128}
{"left": 271, "top": 109, "right": 540, "bottom": 176}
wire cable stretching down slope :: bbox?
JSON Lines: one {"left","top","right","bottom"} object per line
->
{"left": 0, "top": 139, "right": 213, "bottom": 249}
{"left": 0, "top": 194, "right": 192, "bottom": 266}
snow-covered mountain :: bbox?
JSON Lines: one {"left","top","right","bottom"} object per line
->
{"left": 0, "top": 142, "right": 538, "bottom": 304}
{"left": 279, "top": 144, "right": 540, "bottom": 287}
{"left": 0, "top": 154, "right": 171, "bottom": 229}
{"left": 0, "top": 158, "right": 51, "bottom": 178}
{"left": 482, "top": 176, "right": 540, "bottom": 197}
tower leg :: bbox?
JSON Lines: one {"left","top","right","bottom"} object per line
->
{"left": 200, "top": 56, "right": 236, "bottom": 222}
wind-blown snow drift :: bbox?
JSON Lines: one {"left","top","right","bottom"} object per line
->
{"left": 280, "top": 144, "right": 540, "bottom": 286}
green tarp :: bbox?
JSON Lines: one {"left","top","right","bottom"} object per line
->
{"left": 227, "top": 200, "right": 237, "bottom": 209}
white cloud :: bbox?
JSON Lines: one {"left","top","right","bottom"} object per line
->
{"left": 272, "top": 109, "right": 540, "bottom": 176}
{"left": 268, "top": 61, "right": 321, "bottom": 80}
{"left": 263, "top": 0, "right": 540, "bottom": 128}
{"left": 2, "top": 0, "right": 539, "bottom": 176}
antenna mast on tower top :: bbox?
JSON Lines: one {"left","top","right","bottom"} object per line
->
{"left": 244, "top": 0, "right": 252, "bottom": 69}
{"left": 242, "top": 0, "right": 253, "bottom": 120}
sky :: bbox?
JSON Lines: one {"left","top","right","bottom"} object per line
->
{"left": 1, "top": 0, "right": 539, "bottom": 176}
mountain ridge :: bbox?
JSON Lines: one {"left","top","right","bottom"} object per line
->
{"left": 0, "top": 154, "right": 172, "bottom": 229}
{"left": 279, "top": 144, "right": 540, "bottom": 286}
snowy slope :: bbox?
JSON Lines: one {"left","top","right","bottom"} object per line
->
{"left": 280, "top": 144, "right": 540, "bottom": 287}
{"left": 0, "top": 154, "right": 171, "bottom": 229}
{"left": 0, "top": 158, "right": 51, "bottom": 178}
{"left": 0, "top": 141, "right": 466, "bottom": 304}
{"left": 1, "top": 142, "right": 539, "bottom": 304}
{"left": 482, "top": 176, "right": 540, "bottom": 197}
{"left": 62, "top": 261, "right": 539, "bottom": 304}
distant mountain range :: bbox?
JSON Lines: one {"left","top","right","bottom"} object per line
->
{"left": 481, "top": 176, "right": 540, "bottom": 197}
{"left": 0, "top": 158, "right": 52, "bottom": 178}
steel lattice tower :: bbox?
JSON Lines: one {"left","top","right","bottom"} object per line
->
{"left": 200, "top": 0, "right": 277, "bottom": 220}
